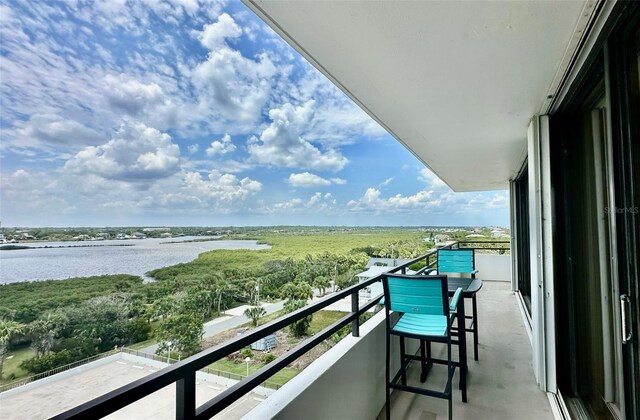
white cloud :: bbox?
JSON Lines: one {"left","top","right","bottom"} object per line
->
{"left": 287, "top": 172, "right": 346, "bottom": 187}
{"left": 248, "top": 101, "right": 348, "bottom": 172}
{"left": 418, "top": 167, "right": 449, "bottom": 191}
{"left": 63, "top": 121, "right": 181, "bottom": 182}
{"left": 186, "top": 170, "right": 261, "bottom": 198}
{"left": 288, "top": 66, "right": 387, "bottom": 147}
{"left": 198, "top": 12, "right": 242, "bottom": 50}
{"left": 288, "top": 172, "right": 329, "bottom": 187}
{"left": 348, "top": 187, "right": 451, "bottom": 213}
{"left": 206, "top": 133, "right": 236, "bottom": 156}
{"left": 187, "top": 144, "right": 199, "bottom": 154}
{"left": 269, "top": 192, "right": 337, "bottom": 213}
{"left": 379, "top": 177, "right": 394, "bottom": 187}
{"left": 9, "top": 114, "right": 104, "bottom": 148}
{"left": 348, "top": 179, "right": 509, "bottom": 215}
{"left": 192, "top": 48, "right": 276, "bottom": 125}
{"left": 138, "top": 169, "right": 262, "bottom": 210}
{"left": 103, "top": 74, "right": 164, "bottom": 115}
{"left": 192, "top": 13, "right": 277, "bottom": 126}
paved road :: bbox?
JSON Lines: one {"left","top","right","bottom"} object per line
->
{"left": 140, "top": 300, "right": 286, "bottom": 354}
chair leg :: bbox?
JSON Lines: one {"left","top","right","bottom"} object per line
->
{"left": 420, "top": 339, "right": 427, "bottom": 383}
{"left": 448, "top": 338, "right": 453, "bottom": 420}
{"left": 472, "top": 294, "right": 479, "bottom": 361}
{"left": 386, "top": 330, "right": 391, "bottom": 419}
{"left": 399, "top": 336, "right": 406, "bottom": 386}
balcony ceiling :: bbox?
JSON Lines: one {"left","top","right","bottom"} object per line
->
{"left": 244, "top": 0, "right": 589, "bottom": 191}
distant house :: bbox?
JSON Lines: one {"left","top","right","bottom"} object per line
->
{"left": 434, "top": 234, "right": 450, "bottom": 244}
{"left": 491, "top": 229, "right": 510, "bottom": 239}
{"left": 466, "top": 234, "right": 485, "bottom": 238}
{"left": 116, "top": 233, "right": 127, "bottom": 240}
{"left": 356, "top": 263, "right": 417, "bottom": 301}
{"left": 133, "top": 232, "right": 147, "bottom": 239}
{"left": 365, "top": 257, "right": 413, "bottom": 269}
{"left": 160, "top": 232, "right": 172, "bottom": 238}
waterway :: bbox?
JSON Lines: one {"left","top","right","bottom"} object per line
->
{"left": 0, "top": 237, "right": 270, "bottom": 284}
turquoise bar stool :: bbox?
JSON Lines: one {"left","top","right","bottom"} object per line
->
{"left": 383, "top": 274, "right": 463, "bottom": 420}
{"left": 429, "top": 249, "right": 480, "bottom": 360}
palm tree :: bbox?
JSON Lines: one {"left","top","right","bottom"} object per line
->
{"left": 244, "top": 306, "right": 267, "bottom": 327}
{"left": 29, "top": 314, "right": 59, "bottom": 357}
{"left": 0, "top": 320, "right": 25, "bottom": 379}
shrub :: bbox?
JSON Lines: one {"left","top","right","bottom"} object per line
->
{"left": 262, "top": 353, "right": 276, "bottom": 364}
{"left": 20, "top": 350, "right": 76, "bottom": 374}
{"left": 284, "top": 300, "right": 312, "bottom": 338}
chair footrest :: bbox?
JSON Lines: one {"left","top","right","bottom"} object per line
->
{"left": 403, "top": 354, "right": 461, "bottom": 367}
{"left": 389, "top": 382, "right": 451, "bottom": 399}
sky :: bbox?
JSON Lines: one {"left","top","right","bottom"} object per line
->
{"left": 0, "top": 0, "right": 509, "bottom": 227}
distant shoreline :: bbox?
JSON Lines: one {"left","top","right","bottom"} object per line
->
{"left": 0, "top": 244, "right": 135, "bottom": 251}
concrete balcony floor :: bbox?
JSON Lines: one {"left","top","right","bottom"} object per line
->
{"left": 378, "top": 281, "right": 553, "bottom": 420}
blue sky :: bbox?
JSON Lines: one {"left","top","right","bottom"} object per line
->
{"left": 0, "top": 0, "right": 509, "bottom": 227}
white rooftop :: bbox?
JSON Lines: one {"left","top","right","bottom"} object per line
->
{"left": 0, "top": 352, "right": 269, "bottom": 419}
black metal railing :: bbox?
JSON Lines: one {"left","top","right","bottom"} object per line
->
{"left": 457, "top": 240, "right": 511, "bottom": 253}
{"left": 54, "top": 243, "right": 457, "bottom": 420}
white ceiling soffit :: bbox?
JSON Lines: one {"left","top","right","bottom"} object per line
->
{"left": 244, "top": 0, "right": 589, "bottom": 192}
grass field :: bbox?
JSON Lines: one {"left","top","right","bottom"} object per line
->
{"left": 195, "top": 230, "right": 428, "bottom": 272}
{"left": 1, "top": 346, "right": 35, "bottom": 383}
{"left": 206, "top": 358, "right": 299, "bottom": 386}
{"left": 308, "top": 310, "right": 346, "bottom": 334}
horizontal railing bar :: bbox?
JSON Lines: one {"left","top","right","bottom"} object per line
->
{"left": 458, "top": 247, "right": 511, "bottom": 251}
{"left": 457, "top": 240, "right": 510, "bottom": 244}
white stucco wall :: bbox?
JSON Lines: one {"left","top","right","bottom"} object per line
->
{"left": 243, "top": 310, "right": 419, "bottom": 420}
{"left": 475, "top": 254, "right": 512, "bottom": 282}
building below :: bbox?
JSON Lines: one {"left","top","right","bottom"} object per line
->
{"left": 0, "top": 351, "right": 273, "bottom": 419}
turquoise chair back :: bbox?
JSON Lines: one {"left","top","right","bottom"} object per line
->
{"left": 437, "top": 249, "right": 475, "bottom": 274}
{"left": 383, "top": 274, "right": 449, "bottom": 316}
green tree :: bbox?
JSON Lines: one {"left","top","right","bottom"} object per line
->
{"left": 28, "top": 314, "right": 63, "bottom": 357}
{"left": 280, "top": 282, "right": 313, "bottom": 301}
{"left": 152, "top": 296, "right": 178, "bottom": 321}
{"left": 58, "top": 296, "right": 150, "bottom": 355}
{"left": 156, "top": 313, "right": 204, "bottom": 357}
{"left": 336, "top": 270, "right": 358, "bottom": 291}
{"left": 211, "top": 278, "right": 237, "bottom": 315}
{"left": 313, "top": 276, "right": 331, "bottom": 297}
{"left": 283, "top": 300, "right": 312, "bottom": 338}
{"left": 0, "top": 319, "right": 25, "bottom": 378}
{"left": 244, "top": 306, "right": 267, "bottom": 327}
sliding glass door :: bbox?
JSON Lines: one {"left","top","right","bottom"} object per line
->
{"left": 551, "top": 4, "right": 639, "bottom": 418}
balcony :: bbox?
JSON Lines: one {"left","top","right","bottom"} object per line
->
{"left": 246, "top": 266, "right": 550, "bottom": 419}
{"left": 3, "top": 242, "right": 553, "bottom": 419}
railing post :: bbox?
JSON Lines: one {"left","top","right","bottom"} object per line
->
{"left": 176, "top": 370, "right": 196, "bottom": 420}
{"left": 351, "top": 291, "right": 360, "bottom": 337}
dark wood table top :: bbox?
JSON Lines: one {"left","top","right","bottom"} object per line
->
{"left": 446, "top": 276, "right": 483, "bottom": 295}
